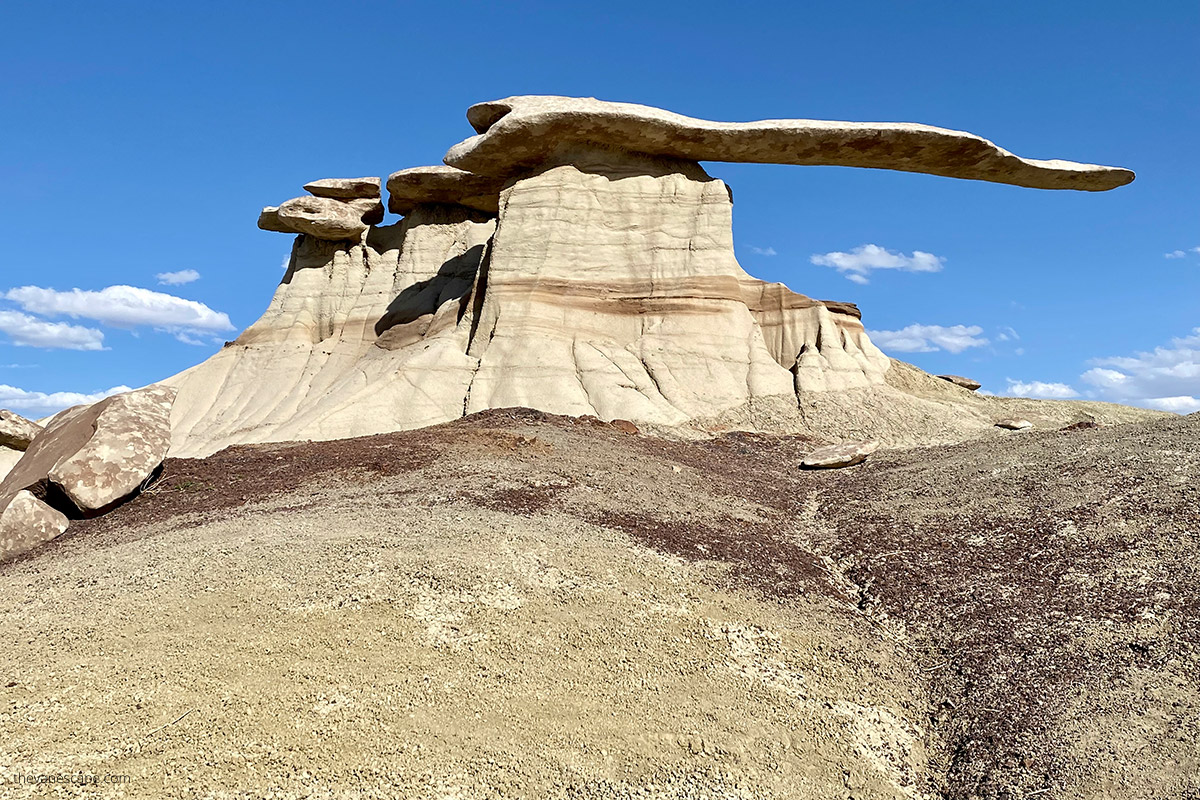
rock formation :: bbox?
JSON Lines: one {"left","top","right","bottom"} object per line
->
{"left": 938, "top": 374, "right": 983, "bottom": 391}
{"left": 0, "top": 386, "right": 175, "bottom": 561}
{"left": 0, "top": 410, "right": 41, "bottom": 482}
{"left": 165, "top": 96, "right": 1134, "bottom": 457}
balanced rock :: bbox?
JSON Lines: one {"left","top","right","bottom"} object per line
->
{"left": 0, "top": 385, "right": 176, "bottom": 519}
{"left": 303, "top": 177, "right": 381, "bottom": 200}
{"left": 276, "top": 196, "right": 377, "bottom": 241}
{"left": 938, "top": 374, "right": 982, "bottom": 391}
{"left": 996, "top": 418, "right": 1033, "bottom": 431}
{"left": 387, "top": 166, "right": 505, "bottom": 215}
{"left": 166, "top": 97, "right": 1135, "bottom": 457}
{"left": 446, "top": 95, "right": 1135, "bottom": 191}
{"left": 0, "top": 410, "right": 42, "bottom": 450}
{"left": 0, "top": 490, "right": 69, "bottom": 562}
{"left": 802, "top": 440, "right": 880, "bottom": 469}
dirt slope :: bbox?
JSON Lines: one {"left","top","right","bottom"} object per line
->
{"left": 0, "top": 410, "right": 1196, "bottom": 799}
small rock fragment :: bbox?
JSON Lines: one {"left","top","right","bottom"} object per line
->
{"left": 801, "top": 440, "right": 879, "bottom": 469}
{"left": 996, "top": 418, "right": 1033, "bottom": 430}
{"left": 610, "top": 419, "right": 639, "bottom": 435}
{"left": 303, "top": 177, "right": 381, "bottom": 200}
{"left": 937, "top": 374, "right": 982, "bottom": 391}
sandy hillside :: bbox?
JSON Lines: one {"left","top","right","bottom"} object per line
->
{"left": 1, "top": 409, "right": 1196, "bottom": 799}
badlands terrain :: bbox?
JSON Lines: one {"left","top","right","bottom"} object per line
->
{"left": 1, "top": 96, "right": 1194, "bottom": 798}
{"left": 2, "top": 402, "right": 1196, "bottom": 799}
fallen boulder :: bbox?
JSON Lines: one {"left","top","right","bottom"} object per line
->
{"left": 937, "top": 374, "right": 982, "bottom": 391}
{"left": 801, "top": 440, "right": 879, "bottom": 469}
{"left": 0, "top": 490, "right": 69, "bottom": 562}
{"left": 303, "top": 176, "right": 381, "bottom": 200}
{"left": 0, "top": 410, "right": 42, "bottom": 450}
{"left": 996, "top": 418, "right": 1033, "bottom": 430}
{"left": 0, "top": 385, "right": 176, "bottom": 520}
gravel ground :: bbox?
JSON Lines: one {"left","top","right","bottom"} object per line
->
{"left": 0, "top": 409, "right": 1195, "bottom": 799}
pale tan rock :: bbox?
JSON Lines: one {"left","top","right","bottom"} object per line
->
{"left": 0, "top": 490, "right": 68, "bottom": 562}
{"left": 996, "top": 418, "right": 1034, "bottom": 430}
{"left": 0, "top": 410, "right": 42, "bottom": 450}
{"left": 802, "top": 440, "right": 879, "bottom": 469}
{"left": 0, "top": 386, "right": 175, "bottom": 516}
{"left": 276, "top": 196, "right": 371, "bottom": 241}
{"left": 387, "top": 166, "right": 505, "bottom": 216}
{"left": 938, "top": 375, "right": 982, "bottom": 391}
{"left": 446, "top": 96, "right": 1135, "bottom": 191}
{"left": 303, "top": 177, "right": 380, "bottom": 200}
{"left": 165, "top": 153, "right": 891, "bottom": 457}
{"left": 0, "top": 447, "right": 20, "bottom": 482}
{"left": 257, "top": 206, "right": 298, "bottom": 234}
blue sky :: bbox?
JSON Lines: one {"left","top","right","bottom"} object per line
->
{"left": 2, "top": 0, "right": 1197, "bottom": 416}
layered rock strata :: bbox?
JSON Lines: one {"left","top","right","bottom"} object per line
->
{"left": 165, "top": 96, "right": 1135, "bottom": 456}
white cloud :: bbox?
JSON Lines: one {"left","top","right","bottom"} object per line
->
{"left": 156, "top": 269, "right": 200, "bottom": 286}
{"left": 1164, "top": 247, "right": 1200, "bottom": 259}
{"left": 749, "top": 246, "right": 778, "bottom": 257}
{"left": 846, "top": 273, "right": 870, "bottom": 285}
{"left": 0, "top": 384, "right": 132, "bottom": 417}
{"left": 1145, "top": 396, "right": 1200, "bottom": 414}
{"left": 996, "top": 326, "right": 1020, "bottom": 342}
{"left": 0, "top": 310, "right": 106, "bottom": 351}
{"left": 4, "top": 285, "right": 234, "bottom": 337}
{"left": 1003, "top": 378, "right": 1079, "bottom": 399}
{"left": 868, "top": 324, "right": 989, "bottom": 354}
{"left": 1081, "top": 328, "right": 1200, "bottom": 414}
{"left": 810, "top": 244, "right": 944, "bottom": 284}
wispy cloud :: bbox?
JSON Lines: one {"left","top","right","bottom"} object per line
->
{"left": 0, "top": 384, "right": 132, "bottom": 417}
{"left": 1164, "top": 246, "right": 1200, "bottom": 259}
{"left": 1080, "top": 327, "right": 1200, "bottom": 414}
{"left": 868, "top": 323, "right": 988, "bottom": 354}
{"left": 0, "top": 310, "right": 106, "bottom": 351}
{"left": 1003, "top": 378, "right": 1079, "bottom": 399}
{"left": 156, "top": 269, "right": 200, "bottom": 286}
{"left": 4, "top": 285, "right": 234, "bottom": 340}
{"left": 810, "top": 244, "right": 944, "bottom": 284}
{"left": 749, "top": 246, "right": 777, "bottom": 257}
{"left": 995, "top": 326, "right": 1020, "bottom": 342}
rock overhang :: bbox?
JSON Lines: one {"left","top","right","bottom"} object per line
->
{"left": 444, "top": 95, "right": 1135, "bottom": 191}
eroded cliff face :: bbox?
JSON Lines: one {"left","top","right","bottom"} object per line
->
{"left": 166, "top": 153, "right": 891, "bottom": 457}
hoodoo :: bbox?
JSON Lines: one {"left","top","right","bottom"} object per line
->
{"left": 164, "top": 96, "right": 1135, "bottom": 457}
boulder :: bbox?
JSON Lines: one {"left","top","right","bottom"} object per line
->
{"left": 387, "top": 166, "right": 505, "bottom": 215}
{"left": 275, "top": 196, "right": 377, "bottom": 241}
{"left": 0, "top": 447, "right": 21, "bottom": 482}
{"left": 610, "top": 419, "right": 639, "bottom": 435}
{"left": 348, "top": 198, "right": 385, "bottom": 226}
{"left": 0, "top": 490, "right": 69, "bottom": 562}
{"left": 0, "top": 409, "right": 42, "bottom": 450}
{"left": 303, "top": 177, "right": 381, "bottom": 200}
{"left": 258, "top": 206, "right": 299, "bottom": 234}
{"left": 801, "top": 440, "right": 879, "bottom": 469}
{"left": 937, "top": 374, "right": 982, "bottom": 391}
{"left": 445, "top": 95, "right": 1135, "bottom": 191}
{"left": 996, "top": 418, "right": 1033, "bottom": 431}
{"left": 0, "top": 385, "right": 176, "bottom": 517}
